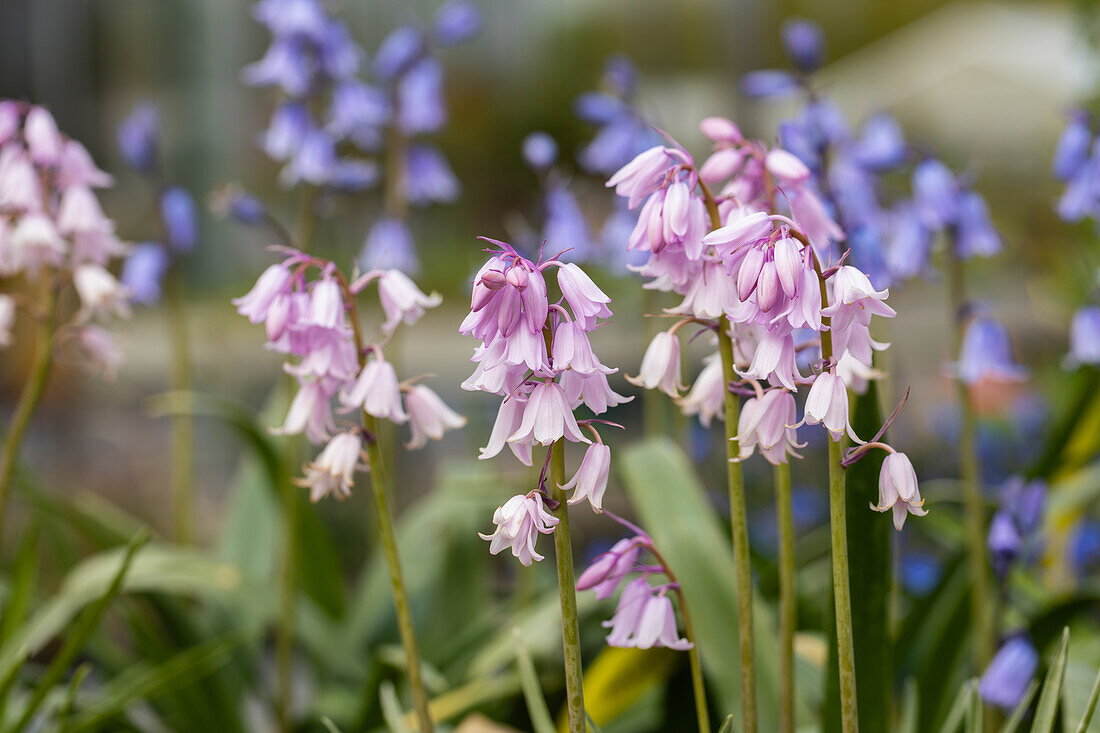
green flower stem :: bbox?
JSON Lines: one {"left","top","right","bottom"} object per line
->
{"left": 717, "top": 328, "right": 758, "bottom": 733}
{"left": 774, "top": 461, "right": 796, "bottom": 733}
{"left": 363, "top": 411, "right": 434, "bottom": 733}
{"left": 274, "top": 409, "right": 299, "bottom": 733}
{"left": 813, "top": 251, "right": 859, "bottom": 733}
{"left": 549, "top": 439, "right": 586, "bottom": 733}
{"left": 0, "top": 275, "right": 56, "bottom": 537}
{"left": 699, "top": 176, "right": 757, "bottom": 733}
{"left": 164, "top": 268, "right": 195, "bottom": 544}
{"left": 946, "top": 242, "right": 993, "bottom": 671}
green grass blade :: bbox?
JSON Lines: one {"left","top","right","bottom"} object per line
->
{"left": 513, "top": 628, "right": 554, "bottom": 733}
{"left": 1030, "top": 627, "right": 1071, "bottom": 733}
{"left": 938, "top": 679, "right": 976, "bottom": 733}
{"left": 6, "top": 529, "right": 149, "bottom": 733}
{"left": 1073, "top": 666, "right": 1100, "bottom": 733}
{"left": 717, "top": 714, "right": 735, "bottom": 732}
{"left": 320, "top": 717, "right": 345, "bottom": 733}
{"left": 0, "top": 523, "right": 38, "bottom": 645}
{"left": 56, "top": 663, "right": 90, "bottom": 733}
{"left": 998, "top": 680, "right": 1039, "bottom": 733}
{"left": 379, "top": 680, "right": 413, "bottom": 733}
{"left": 966, "top": 678, "right": 983, "bottom": 733}
{"left": 896, "top": 678, "right": 918, "bottom": 733}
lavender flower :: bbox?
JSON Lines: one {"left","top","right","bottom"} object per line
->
{"left": 978, "top": 636, "right": 1038, "bottom": 710}
{"left": 1067, "top": 305, "right": 1100, "bottom": 366}
{"left": 116, "top": 103, "right": 159, "bottom": 173}
{"left": 950, "top": 315, "right": 1028, "bottom": 385}
{"left": 479, "top": 493, "right": 559, "bottom": 567}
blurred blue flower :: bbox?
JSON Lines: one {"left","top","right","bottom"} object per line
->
{"left": 373, "top": 26, "right": 424, "bottom": 81}
{"left": 259, "top": 102, "right": 310, "bottom": 162}
{"left": 317, "top": 18, "right": 361, "bottom": 81}
{"left": 329, "top": 159, "right": 380, "bottom": 192}
{"left": 224, "top": 189, "right": 267, "bottom": 225}
{"left": 160, "top": 187, "right": 197, "bottom": 252}
{"left": 241, "top": 36, "right": 316, "bottom": 97}
{"left": 404, "top": 144, "right": 459, "bottom": 205}
{"left": 885, "top": 203, "right": 932, "bottom": 281}
{"left": 252, "top": 0, "right": 328, "bottom": 40}
{"left": 955, "top": 191, "right": 1001, "bottom": 259}
{"left": 433, "top": 1, "right": 482, "bottom": 46}
{"left": 121, "top": 243, "right": 169, "bottom": 306}
{"left": 522, "top": 132, "right": 558, "bottom": 171}
{"left": 950, "top": 315, "right": 1028, "bottom": 386}
{"left": 912, "top": 159, "right": 959, "bottom": 230}
{"left": 740, "top": 70, "right": 800, "bottom": 98}
{"left": 542, "top": 184, "right": 591, "bottom": 261}
{"left": 360, "top": 217, "right": 418, "bottom": 274}
{"left": 279, "top": 125, "right": 337, "bottom": 187}
{"left": 979, "top": 636, "right": 1038, "bottom": 710}
{"left": 851, "top": 113, "right": 906, "bottom": 171}
{"left": 900, "top": 552, "right": 942, "bottom": 596}
{"left": 1067, "top": 305, "right": 1100, "bottom": 367}
{"left": 327, "top": 81, "right": 390, "bottom": 151}
{"left": 781, "top": 19, "right": 824, "bottom": 72}
{"left": 397, "top": 58, "right": 446, "bottom": 135}
{"left": 1053, "top": 111, "right": 1092, "bottom": 181}
{"left": 116, "top": 103, "right": 159, "bottom": 173}
{"left": 1070, "top": 520, "right": 1100, "bottom": 575}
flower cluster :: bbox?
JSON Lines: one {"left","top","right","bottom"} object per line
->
{"left": 242, "top": 0, "right": 480, "bottom": 272}
{"left": 115, "top": 103, "right": 199, "bottom": 306}
{"left": 608, "top": 119, "right": 926, "bottom": 527}
{"left": 234, "top": 251, "right": 463, "bottom": 500}
{"left": 0, "top": 101, "right": 129, "bottom": 374}
{"left": 742, "top": 19, "right": 1000, "bottom": 286}
{"left": 466, "top": 239, "right": 631, "bottom": 561}
{"left": 1053, "top": 109, "right": 1100, "bottom": 223}
{"left": 576, "top": 532, "right": 692, "bottom": 650}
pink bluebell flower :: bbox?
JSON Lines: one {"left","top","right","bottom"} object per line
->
{"left": 800, "top": 371, "right": 859, "bottom": 442}
{"left": 872, "top": 452, "right": 927, "bottom": 530}
{"left": 736, "top": 388, "right": 802, "bottom": 464}
{"left": 678, "top": 353, "right": 725, "bottom": 427}
{"left": 603, "top": 578, "right": 692, "bottom": 651}
{"left": 341, "top": 354, "right": 408, "bottom": 424}
{"left": 403, "top": 384, "right": 466, "bottom": 449}
{"left": 73, "top": 264, "right": 131, "bottom": 322}
{"left": 297, "top": 430, "right": 363, "bottom": 502}
{"left": 479, "top": 493, "right": 559, "bottom": 566}
{"left": 628, "top": 331, "right": 682, "bottom": 397}
{"left": 576, "top": 537, "right": 644, "bottom": 600}
{"left": 562, "top": 442, "right": 612, "bottom": 511}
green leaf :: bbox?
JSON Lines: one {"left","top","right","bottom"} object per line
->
{"left": 0, "top": 524, "right": 38, "bottom": 646}
{"left": 824, "top": 384, "right": 893, "bottom": 733}
{"left": 1030, "top": 627, "right": 1070, "bottom": 733}
{"left": 897, "top": 678, "right": 918, "bottom": 733}
{"left": 513, "top": 628, "right": 555, "bottom": 733}
{"left": 5, "top": 530, "right": 149, "bottom": 733}
{"left": 321, "top": 717, "right": 345, "bottom": 733}
{"left": 379, "top": 680, "right": 412, "bottom": 733}
{"left": 938, "top": 679, "right": 976, "bottom": 733}
{"left": 151, "top": 390, "right": 345, "bottom": 618}
{"left": 66, "top": 632, "right": 246, "bottom": 732}
{"left": 0, "top": 543, "right": 244, "bottom": 689}
{"left": 965, "top": 678, "right": 983, "bottom": 733}
{"left": 717, "top": 714, "right": 735, "bottom": 733}
{"left": 57, "top": 663, "right": 90, "bottom": 733}
{"left": 619, "top": 438, "right": 787, "bottom": 729}
{"left": 1072, "top": 666, "right": 1100, "bottom": 733}
{"left": 998, "top": 681, "right": 1038, "bottom": 733}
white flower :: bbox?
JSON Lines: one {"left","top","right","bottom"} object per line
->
{"left": 403, "top": 384, "right": 466, "bottom": 449}
{"left": 340, "top": 355, "right": 407, "bottom": 424}
{"left": 872, "top": 452, "right": 927, "bottom": 530}
{"left": 627, "top": 331, "right": 682, "bottom": 397}
{"left": 297, "top": 431, "right": 363, "bottom": 502}
{"left": 376, "top": 269, "right": 441, "bottom": 334}
{"left": 562, "top": 443, "right": 612, "bottom": 511}
{"left": 73, "top": 264, "right": 131, "bottom": 321}
{"left": 479, "top": 493, "right": 559, "bottom": 566}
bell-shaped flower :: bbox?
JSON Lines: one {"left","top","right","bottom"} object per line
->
{"left": 562, "top": 442, "right": 612, "bottom": 511}
{"left": 297, "top": 431, "right": 363, "bottom": 502}
{"left": 576, "top": 536, "right": 644, "bottom": 600}
{"left": 24, "top": 107, "right": 64, "bottom": 166}
{"left": 479, "top": 394, "right": 533, "bottom": 466}
{"left": 57, "top": 185, "right": 113, "bottom": 236}
{"left": 557, "top": 263, "right": 612, "bottom": 331}
{"left": 0, "top": 294, "right": 14, "bottom": 347}
{"left": 274, "top": 379, "right": 337, "bottom": 444}
{"left": 559, "top": 369, "right": 633, "bottom": 415}
{"left": 949, "top": 315, "right": 1027, "bottom": 386}
{"left": 736, "top": 388, "right": 801, "bottom": 464}
{"left": 678, "top": 353, "right": 725, "bottom": 427}
{"left": 375, "top": 269, "right": 442, "bottom": 333}
{"left": 403, "top": 384, "right": 466, "bottom": 449}
{"left": 978, "top": 636, "right": 1038, "bottom": 711}
{"left": 606, "top": 146, "right": 677, "bottom": 209}
{"left": 233, "top": 263, "right": 293, "bottom": 325}
{"left": 739, "top": 324, "right": 802, "bottom": 391}
{"left": 801, "top": 371, "right": 859, "bottom": 442}
{"left": 627, "top": 331, "right": 682, "bottom": 397}
{"left": 1067, "top": 305, "right": 1100, "bottom": 366}
{"left": 508, "top": 381, "right": 589, "bottom": 447}
{"left": 603, "top": 579, "right": 692, "bottom": 650}
{"left": 872, "top": 452, "right": 927, "bottom": 530}
{"left": 340, "top": 354, "right": 408, "bottom": 424}
{"left": 552, "top": 320, "right": 611, "bottom": 376}
{"left": 7, "top": 214, "right": 67, "bottom": 276}
{"left": 479, "top": 493, "right": 559, "bottom": 566}
{"left": 73, "top": 264, "right": 131, "bottom": 321}
{"left": 74, "top": 325, "right": 124, "bottom": 379}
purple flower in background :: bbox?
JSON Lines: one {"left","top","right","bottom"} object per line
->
{"left": 1053, "top": 111, "right": 1092, "bottom": 181}
{"left": 121, "top": 243, "right": 169, "bottom": 305}
{"left": 252, "top": 0, "right": 328, "bottom": 40}
{"left": 259, "top": 102, "right": 310, "bottom": 162}
{"left": 950, "top": 315, "right": 1028, "bottom": 386}
{"left": 542, "top": 185, "right": 592, "bottom": 261}
{"left": 1067, "top": 305, "right": 1100, "bottom": 367}
{"left": 160, "top": 187, "right": 197, "bottom": 252}
{"left": 885, "top": 204, "right": 932, "bottom": 280}
{"left": 523, "top": 131, "right": 558, "bottom": 171}
{"left": 912, "top": 158, "right": 959, "bottom": 230}
{"left": 405, "top": 144, "right": 459, "bottom": 205}
{"left": 373, "top": 26, "right": 425, "bottom": 81}
{"left": 740, "top": 70, "right": 800, "bottom": 99}
{"left": 327, "top": 81, "right": 390, "bottom": 150}
{"left": 279, "top": 125, "right": 337, "bottom": 187}
{"left": 851, "top": 113, "right": 906, "bottom": 171}
{"left": 781, "top": 18, "right": 824, "bottom": 72}
{"left": 576, "top": 57, "right": 661, "bottom": 177}
{"left": 241, "top": 36, "right": 317, "bottom": 97}
{"left": 954, "top": 191, "right": 1001, "bottom": 258}
{"left": 979, "top": 636, "right": 1038, "bottom": 710}
{"left": 397, "top": 58, "right": 446, "bottom": 134}
{"left": 360, "top": 217, "right": 418, "bottom": 274}
{"left": 116, "top": 103, "right": 159, "bottom": 173}
{"left": 1070, "top": 520, "right": 1100, "bottom": 575}
{"left": 433, "top": 0, "right": 483, "bottom": 45}
{"left": 900, "top": 552, "right": 942, "bottom": 596}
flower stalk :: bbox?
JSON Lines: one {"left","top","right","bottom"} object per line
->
{"left": 549, "top": 438, "right": 586, "bottom": 733}
{"left": 0, "top": 275, "right": 57, "bottom": 535}
{"left": 775, "top": 460, "right": 796, "bottom": 733}
{"left": 163, "top": 267, "right": 195, "bottom": 543}
{"left": 947, "top": 234, "right": 993, "bottom": 671}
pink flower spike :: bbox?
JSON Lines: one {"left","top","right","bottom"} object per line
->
{"left": 627, "top": 331, "right": 682, "bottom": 398}
{"left": 58, "top": 140, "right": 113, "bottom": 189}
{"left": 872, "top": 452, "right": 927, "bottom": 530}
{"left": 403, "top": 384, "right": 466, "bottom": 449}
{"left": 606, "top": 146, "right": 676, "bottom": 209}
{"left": 56, "top": 186, "right": 113, "bottom": 236}
{"left": 772, "top": 237, "right": 803, "bottom": 298}
{"left": 479, "top": 493, "right": 559, "bottom": 566}
{"left": 273, "top": 379, "right": 337, "bottom": 444}
{"left": 765, "top": 148, "right": 810, "bottom": 185}
{"left": 508, "top": 381, "right": 590, "bottom": 447}
{"left": 552, "top": 320, "right": 613, "bottom": 376}
{"left": 376, "top": 269, "right": 442, "bottom": 334}
{"left": 340, "top": 355, "right": 408, "bottom": 424}
{"left": 297, "top": 431, "right": 363, "bottom": 502}
{"left": 562, "top": 442, "right": 612, "bottom": 511}
{"left": 557, "top": 263, "right": 612, "bottom": 331}
{"left": 702, "top": 210, "right": 772, "bottom": 249}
